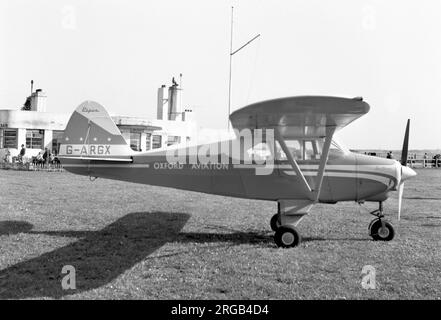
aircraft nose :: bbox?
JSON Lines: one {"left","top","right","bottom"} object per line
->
{"left": 401, "top": 165, "right": 417, "bottom": 182}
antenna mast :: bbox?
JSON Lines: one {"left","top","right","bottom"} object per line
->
{"left": 227, "top": 7, "right": 260, "bottom": 130}
{"left": 227, "top": 6, "right": 234, "bottom": 130}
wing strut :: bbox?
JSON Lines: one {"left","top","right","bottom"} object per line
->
{"left": 313, "top": 126, "right": 336, "bottom": 202}
{"left": 274, "top": 128, "right": 313, "bottom": 198}
{"left": 274, "top": 126, "right": 336, "bottom": 202}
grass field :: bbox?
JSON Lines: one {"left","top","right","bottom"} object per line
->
{"left": 0, "top": 169, "right": 440, "bottom": 299}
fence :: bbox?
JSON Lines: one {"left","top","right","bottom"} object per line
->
{"left": 407, "top": 158, "right": 441, "bottom": 168}
{"left": 0, "top": 161, "right": 64, "bottom": 172}
{"left": 360, "top": 152, "right": 440, "bottom": 168}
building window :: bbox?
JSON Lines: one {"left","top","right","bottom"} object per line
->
{"left": 52, "top": 130, "right": 64, "bottom": 154}
{"left": 167, "top": 135, "right": 181, "bottom": 146}
{"left": 152, "top": 135, "right": 162, "bottom": 149}
{"left": 1, "top": 129, "right": 18, "bottom": 149}
{"left": 145, "top": 133, "right": 151, "bottom": 151}
{"left": 26, "top": 129, "right": 44, "bottom": 149}
{"left": 130, "top": 132, "right": 141, "bottom": 151}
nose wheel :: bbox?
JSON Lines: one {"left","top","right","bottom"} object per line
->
{"left": 369, "top": 219, "right": 395, "bottom": 241}
{"left": 368, "top": 202, "right": 395, "bottom": 241}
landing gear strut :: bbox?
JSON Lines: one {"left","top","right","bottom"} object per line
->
{"left": 368, "top": 202, "right": 395, "bottom": 241}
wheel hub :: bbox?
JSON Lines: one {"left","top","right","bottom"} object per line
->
{"left": 281, "top": 232, "right": 295, "bottom": 245}
{"left": 378, "top": 226, "right": 390, "bottom": 238}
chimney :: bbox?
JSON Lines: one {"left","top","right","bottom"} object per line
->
{"left": 168, "top": 84, "right": 182, "bottom": 121}
{"left": 30, "top": 89, "right": 47, "bottom": 112}
{"left": 157, "top": 85, "right": 168, "bottom": 120}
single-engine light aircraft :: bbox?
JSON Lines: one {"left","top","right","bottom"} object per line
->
{"left": 59, "top": 96, "right": 416, "bottom": 247}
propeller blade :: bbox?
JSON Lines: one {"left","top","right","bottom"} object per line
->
{"left": 398, "top": 182, "right": 404, "bottom": 220}
{"left": 401, "top": 119, "right": 410, "bottom": 166}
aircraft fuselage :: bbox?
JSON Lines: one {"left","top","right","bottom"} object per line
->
{"left": 63, "top": 147, "right": 401, "bottom": 204}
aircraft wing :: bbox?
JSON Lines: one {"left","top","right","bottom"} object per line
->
{"left": 230, "top": 96, "right": 370, "bottom": 201}
{"left": 229, "top": 96, "right": 370, "bottom": 138}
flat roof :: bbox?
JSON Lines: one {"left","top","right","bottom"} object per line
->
{"left": 0, "top": 110, "right": 163, "bottom": 131}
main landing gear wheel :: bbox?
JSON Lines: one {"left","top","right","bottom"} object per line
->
{"left": 270, "top": 214, "right": 281, "bottom": 231}
{"left": 369, "top": 219, "right": 395, "bottom": 241}
{"left": 274, "top": 226, "right": 301, "bottom": 248}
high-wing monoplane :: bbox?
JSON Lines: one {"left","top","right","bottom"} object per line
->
{"left": 59, "top": 96, "right": 416, "bottom": 247}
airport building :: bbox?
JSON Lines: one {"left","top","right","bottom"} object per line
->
{"left": 0, "top": 81, "right": 196, "bottom": 161}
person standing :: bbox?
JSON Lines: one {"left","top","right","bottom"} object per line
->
{"left": 42, "top": 148, "right": 49, "bottom": 168}
{"left": 5, "top": 149, "right": 11, "bottom": 163}
{"left": 18, "top": 144, "right": 26, "bottom": 163}
{"left": 36, "top": 151, "right": 43, "bottom": 168}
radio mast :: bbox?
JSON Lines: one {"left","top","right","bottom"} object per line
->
{"left": 227, "top": 7, "right": 260, "bottom": 130}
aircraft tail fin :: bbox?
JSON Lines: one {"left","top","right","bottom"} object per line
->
{"left": 59, "top": 101, "right": 133, "bottom": 160}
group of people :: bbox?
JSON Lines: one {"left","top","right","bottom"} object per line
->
{"left": 17, "top": 144, "right": 61, "bottom": 168}
{"left": 31, "top": 147, "right": 61, "bottom": 168}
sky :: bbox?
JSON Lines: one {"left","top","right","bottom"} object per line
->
{"left": 1, "top": 0, "right": 440, "bottom": 150}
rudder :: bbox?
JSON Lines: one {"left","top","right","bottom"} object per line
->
{"left": 59, "top": 101, "right": 133, "bottom": 159}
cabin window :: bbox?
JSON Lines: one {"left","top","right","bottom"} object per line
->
{"left": 152, "top": 135, "right": 162, "bottom": 149}
{"left": 130, "top": 132, "right": 141, "bottom": 151}
{"left": 275, "top": 139, "right": 323, "bottom": 161}
{"left": 315, "top": 138, "right": 349, "bottom": 157}
{"left": 26, "top": 129, "right": 44, "bottom": 149}
{"left": 303, "top": 140, "right": 321, "bottom": 160}
{"left": 246, "top": 142, "right": 272, "bottom": 162}
{"left": 330, "top": 139, "right": 349, "bottom": 154}
{"left": 245, "top": 138, "right": 324, "bottom": 163}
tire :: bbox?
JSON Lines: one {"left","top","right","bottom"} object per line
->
{"left": 270, "top": 214, "right": 281, "bottom": 231}
{"left": 274, "top": 226, "right": 301, "bottom": 248}
{"left": 370, "top": 220, "right": 395, "bottom": 241}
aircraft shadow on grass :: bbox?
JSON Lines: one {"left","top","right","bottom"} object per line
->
{"left": 0, "top": 212, "right": 190, "bottom": 299}
{"left": 175, "top": 225, "right": 369, "bottom": 245}
{"left": 0, "top": 213, "right": 278, "bottom": 299}
{"left": 0, "top": 213, "right": 371, "bottom": 299}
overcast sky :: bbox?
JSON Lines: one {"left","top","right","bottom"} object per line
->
{"left": 1, "top": 0, "right": 440, "bottom": 149}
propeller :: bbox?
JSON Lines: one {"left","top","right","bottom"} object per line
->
{"left": 398, "top": 181, "right": 404, "bottom": 220}
{"left": 400, "top": 119, "right": 410, "bottom": 166}
{"left": 397, "top": 119, "right": 410, "bottom": 220}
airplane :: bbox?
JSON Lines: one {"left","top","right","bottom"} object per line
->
{"left": 58, "top": 96, "right": 416, "bottom": 248}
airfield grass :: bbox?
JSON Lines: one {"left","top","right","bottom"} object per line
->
{"left": 0, "top": 168, "right": 440, "bottom": 299}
